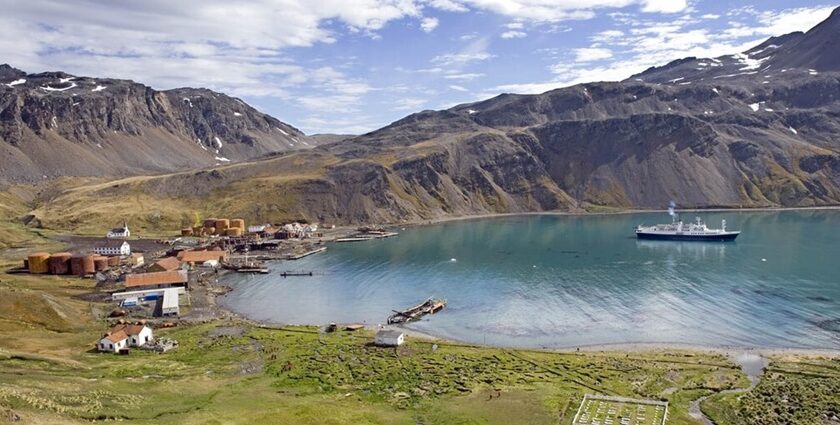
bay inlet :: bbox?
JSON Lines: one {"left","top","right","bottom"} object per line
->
{"left": 220, "top": 210, "right": 840, "bottom": 349}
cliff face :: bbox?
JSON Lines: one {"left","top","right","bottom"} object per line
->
{"left": 17, "top": 8, "right": 840, "bottom": 230}
{"left": 0, "top": 66, "right": 314, "bottom": 182}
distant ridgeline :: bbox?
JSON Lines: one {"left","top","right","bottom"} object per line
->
{"left": 5, "top": 7, "right": 840, "bottom": 226}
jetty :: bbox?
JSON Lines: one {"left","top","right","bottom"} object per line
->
{"left": 335, "top": 237, "right": 372, "bottom": 243}
{"left": 279, "top": 271, "right": 314, "bottom": 277}
{"left": 387, "top": 298, "right": 447, "bottom": 324}
{"left": 286, "top": 246, "right": 327, "bottom": 260}
{"left": 223, "top": 261, "right": 269, "bottom": 274}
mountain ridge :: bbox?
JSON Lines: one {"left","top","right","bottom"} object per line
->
{"left": 12, "top": 7, "right": 840, "bottom": 230}
{"left": 0, "top": 66, "right": 318, "bottom": 183}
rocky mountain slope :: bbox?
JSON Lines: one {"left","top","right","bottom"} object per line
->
{"left": 0, "top": 66, "right": 315, "bottom": 182}
{"left": 20, "top": 7, "right": 840, "bottom": 230}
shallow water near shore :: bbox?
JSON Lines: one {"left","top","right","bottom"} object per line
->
{"left": 220, "top": 210, "right": 840, "bottom": 349}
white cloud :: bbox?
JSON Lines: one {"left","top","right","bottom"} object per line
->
{"left": 641, "top": 0, "right": 688, "bottom": 14}
{"left": 592, "top": 29, "right": 624, "bottom": 42}
{"left": 431, "top": 36, "right": 495, "bottom": 66}
{"left": 448, "top": 84, "right": 469, "bottom": 91}
{"left": 425, "top": 0, "right": 470, "bottom": 12}
{"left": 426, "top": 0, "right": 693, "bottom": 22}
{"left": 487, "top": 4, "right": 834, "bottom": 98}
{"left": 432, "top": 52, "right": 495, "bottom": 65}
{"left": 394, "top": 97, "right": 429, "bottom": 110}
{"left": 501, "top": 30, "right": 527, "bottom": 39}
{"left": 421, "top": 17, "right": 440, "bottom": 32}
{"left": 443, "top": 73, "right": 485, "bottom": 80}
{"left": 756, "top": 6, "right": 835, "bottom": 36}
{"left": 506, "top": 22, "right": 525, "bottom": 29}
{"left": 574, "top": 47, "right": 613, "bottom": 62}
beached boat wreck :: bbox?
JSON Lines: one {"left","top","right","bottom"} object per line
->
{"left": 387, "top": 298, "right": 447, "bottom": 324}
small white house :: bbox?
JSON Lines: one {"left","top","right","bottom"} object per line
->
{"left": 93, "top": 240, "right": 131, "bottom": 257}
{"left": 97, "top": 322, "right": 153, "bottom": 353}
{"left": 107, "top": 223, "right": 130, "bottom": 238}
{"left": 98, "top": 331, "right": 129, "bottom": 353}
{"left": 374, "top": 329, "right": 405, "bottom": 347}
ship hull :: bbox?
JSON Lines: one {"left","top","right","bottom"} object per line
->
{"left": 636, "top": 232, "right": 739, "bottom": 242}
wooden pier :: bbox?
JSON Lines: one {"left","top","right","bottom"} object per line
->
{"left": 286, "top": 246, "right": 327, "bottom": 260}
{"left": 387, "top": 298, "right": 446, "bottom": 324}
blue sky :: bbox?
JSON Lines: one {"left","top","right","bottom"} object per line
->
{"left": 0, "top": 1, "right": 836, "bottom": 134}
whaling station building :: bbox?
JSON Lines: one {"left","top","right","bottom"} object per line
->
{"left": 93, "top": 240, "right": 131, "bottom": 257}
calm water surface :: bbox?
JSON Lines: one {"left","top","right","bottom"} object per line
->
{"left": 220, "top": 211, "right": 840, "bottom": 349}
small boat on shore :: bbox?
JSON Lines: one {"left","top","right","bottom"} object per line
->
{"left": 387, "top": 298, "right": 447, "bottom": 324}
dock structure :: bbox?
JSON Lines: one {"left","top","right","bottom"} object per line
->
{"left": 279, "top": 271, "right": 314, "bottom": 277}
{"left": 387, "top": 298, "right": 446, "bottom": 324}
{"left": 335, "top": 229, "right": 399, "bottom": 243}
{"left": 334, "top": 237, "right": 372, "bottom": 243}
{"left": 286, "top": 246, "right": 327, "bottom": 260}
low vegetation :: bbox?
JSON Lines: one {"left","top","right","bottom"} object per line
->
{"left": 0, "top": 244, "right": 837, "bottom": 424}
{"left": 702, "top": 357, "right": 840, "bottom": 425}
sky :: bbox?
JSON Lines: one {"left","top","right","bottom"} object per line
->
{"left": 0, "top": 1, "right": 836, "bottom": 135}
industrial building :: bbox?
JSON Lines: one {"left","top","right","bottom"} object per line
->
{"left": 177, "top": 250, "right": 226, "bottom": 266}
{"left": 93, "top": 240, "right": 131, "bottom": 256}
{"left": 111, "top": 287, "right": 183, "bottom": 317}
{"left": 124, "top": 270, "right": 188, "bottom": 290}
{"left": 147, "top": 256, "right": 183, "bottom": 272}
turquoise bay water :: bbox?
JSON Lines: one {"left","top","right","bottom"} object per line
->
{"left": 220, "top": 211, "right": 840, "bottom": 349}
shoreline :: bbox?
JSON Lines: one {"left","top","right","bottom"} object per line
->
{"left": 402, "top": 205, "right": 840, "bottom": 228}
{"left": 393, "top": 325, "right": 840, "bottom": 357}
{"left": 210, "top": 295, "right": 840, "bottom": 357}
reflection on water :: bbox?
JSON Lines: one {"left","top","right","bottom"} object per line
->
{"left": 221, "top": 210, "right": 840, "bottom": 349}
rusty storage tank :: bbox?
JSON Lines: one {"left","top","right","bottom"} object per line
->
{"left": 47, "top": 252, "right": 72, "bottom": 275}
{"left": 230, "top": 219, "right": 245, "bottom": 229}
{"left": 93, "top": 256, "right": 109, "bottom": 271}
{"left": 215, "top": 219, "right": 230, "bottom": 232}
{"left": 27, "top": 252, "right": 51, "bottom": 274}
{"left": 203, "top": 218, "right": 218, "bottom": 228}
{"left": 70, "top": 255, "right": 96, "bottom": 276}
{"left": 192, "top": 225, "right": 203, "bottom": 235}
{"left": 225, "top": 228, "right": 243, "bottom": 237}
{"left": 181, "top": 228, "right": 193, "bottom": 236}
{"left": 107, "top": 256, "right": 121, "bottom": 267}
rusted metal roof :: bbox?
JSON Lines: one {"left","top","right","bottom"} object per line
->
{"left": 149, "top": 256, "right": 182, "bottom": 271}
{"left": 177, "top": 250, "right": 226, "bottom": 263}
{"left": 124, "top": 270, "right": 187, "bottom": 288}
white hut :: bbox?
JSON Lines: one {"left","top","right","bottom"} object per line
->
{"left": 97, "top": 322, "right": 153, "bottom": 352}
{"left": 374, "top": 329, "right": 405, "bottom": 347}
{"left": 98, "top": 331, "right": 129, "bottom": 353}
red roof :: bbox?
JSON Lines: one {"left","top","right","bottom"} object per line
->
{"left": 124, "top": 270, "right": 187, "bottom": 288}
{"left": 177, "top": 250, "right": 226, "bottom": 263}
{"left": 104, "top": 330, "right": 128, "bottom": 343}
{"left": 150, "top": 257, "right": 181, "bottom": 271}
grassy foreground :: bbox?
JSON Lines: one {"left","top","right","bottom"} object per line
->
{"left": 1, "top": 262, "right": 838, "bottom": 423}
